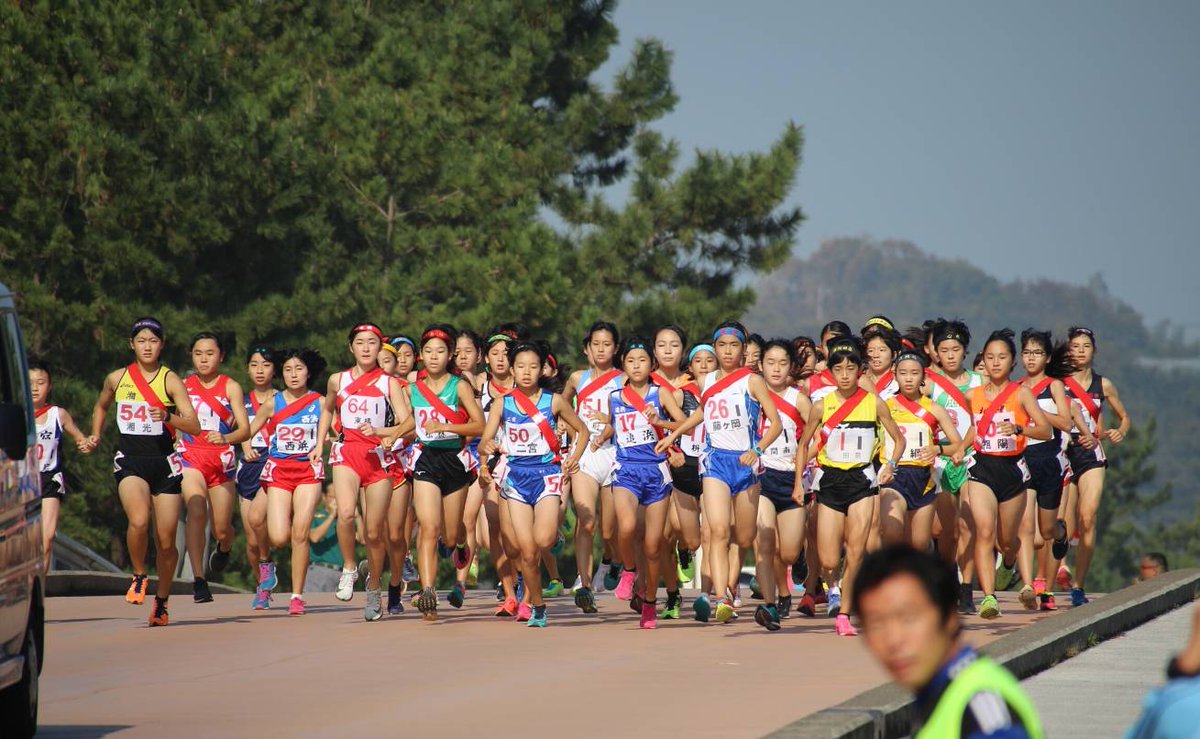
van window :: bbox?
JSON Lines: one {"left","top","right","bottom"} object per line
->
{"left": 0, "top": 312, "right": 32, "bottom": 438}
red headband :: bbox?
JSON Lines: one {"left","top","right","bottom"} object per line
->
{"left": 422, "top": 329, "right": 453, "bottom": 344}
{"left": 352, "top": 324, "right": 383, "bottom": 340}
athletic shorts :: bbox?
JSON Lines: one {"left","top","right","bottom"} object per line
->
{"left": 261, "top": 457, "right": 325, "bottom": 494}
{"left": 671, "top": 457, "right": 701, "bottom": 497}
{"left": 412, "top": 446, "right": 477, "bottom": 495}
{"left": 41, "top": 470, "right": 65, "bottom": 500}
{"left": 885, "top": 465, "right": 934, "bottom": 511}
{"left": 236, "top": 451, "right": 269, "bottom": 500}
{"left": 1025, "top": 448, "right": 1068, "bottom": 510}
{"left": 1066, "top": 436, "right": 1107, "bottom": 483}
{"left": 934, "top": 455, "right": 970, "bottom": 495}
{"left": 500, "top": 462, "right": 563, "bottom": 506}
{"left": 760, "top": 468, "right": 800, "bottom": 513}
{"left": 968, "top": 453, "right": 1030, "bottom": 504}
{"left": 700, "top": 448, "right": 760, "bottom": 496}
{"left": 331, "top": 440, "right": 393, "bottom": 488}
{"left": 813, "top": 465, "right": 876, "bottom": 515}
{"left": 181, "top": 445, "right": 236, "bottom": 488}
{"left": 613, "top": 460, "right": 672, "bottom": 506}
{"left": 113, "top": 451, "right": 183, "bottom": 495}
{"left": 577, "top": 443, "right": 617, "bottom": 487}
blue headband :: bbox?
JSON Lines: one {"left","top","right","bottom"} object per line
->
{"left": 712, "top": 327, "right": 745, "bottom": 343}
{"left": 626, "top": 341, "right": 649, "bottom": 353}
{"left": 688, "top": 344, "right": 716, "bottom": 362}
{"left": 389, "top": 336, "right": 416, "bottom": 350}
{"left": 130, "top": 318, "right": 164, "bottom": 339}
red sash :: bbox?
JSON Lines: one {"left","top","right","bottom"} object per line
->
{"left": 1063, "top": 376, "right": 1100, "bottom": 422}
{"left": 873, "top": 371, "right": 895, "bottom": 394}
{"left": 926, "top": 370, "right": 971, "bottom": 414}
{"left": 973, "top": 382, "right": 1021, "bottom": 452}
{"left": 621, "top": 386, "right": 665, "bottom": 441}
{"left": 510, "top": 390, "right": 562, "bottom": 455}
{"left": 894, "top": 395, "right": 938, "bottom": 433}
{"left": 576, "top": 369, "right": 622, "bottom": 408}
{"left": 650, "top": 372, "right": 675, "bottom": 389}
{"left": 265, "top": 392, "right": 321, "bottom": 436}
{"left": 1027, "top": 377, "right": 1053, "bottom": 397}
{"left": 768, "top": 390, "right": 803, "bottom": 428}
{"left": 34, "top": 405, "right": 52, "bottom": 420}
{"left": 489, "top": 381, "right": 513, "bottom": 399}
{"left": 248, "top": 391, "right": 262, "bottom": 416}
{"left": 189, "top": 375, "right": 234, "bottom": 426}
{"left": 701, "top": 367, "right": 753, "bottom": 406}
{"left": 807, "top": 369, "right": 834, "bottom": 394}
{"left": 125, "top": 363, "right": 175, "bottom": 438}
{"left": 815, "top": 389, "right": 869, "bottom": 453}
{"left": 415, "top": 379, "right": 469, "bottom": 424}
{"left": 336, "top": 368, "right": 385, "bottom": 408}
{"left": 679, "top": 382, "right": 700, "bottom": 398}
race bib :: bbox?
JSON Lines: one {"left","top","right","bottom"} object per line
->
{"left": 117, "top": 401, "right": 163, "bottom": 436}
{"left": 167, "top": 452, "right": 184, "bottom": 477}
{"left": 505, "top": 421, "right": 551, "bottom": 457}
{"left": 887, "top": 422, "right": 931, "bottom": 463}
{"left": 978, "top": 411, "right": 1018, "bottom": 454}
{"left": 193, "top": 397, "right": 223, "bottom": 432}
{"left": 615, "top": 411, "right": 657, "bottom": 448}
{"left": 276, "top": 424, "right": 317, "bottom": 454}
{"left": 340, "top": 395, "right": 385, "bottom": 431}
{"left": 580, "top": 397, "right": 607, "bottom": 437}
{"left": 416, "top": 407, "right": 456, "bottom": 442}
{"left": 825, "top": 427, "right": 874, "bottom": 465}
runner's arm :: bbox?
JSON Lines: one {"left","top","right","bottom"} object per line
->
{"left": 748, "top": 374, "right": 783, "bottom": 451}
{"left": 1045, "top": 381, "right": 1077, "bottom": 433}
{"left": 877, "top": 395, "right": 906, "bottom": 467}
{"left": 554, "top": 394, "right": 590, "bottom": 471}
{"left": 315, "top": 373, "right": 339, "bottom": 453}
{"left": 794, "top": 404, "right": 824, "bottom": 482}
{"left": 57, "top": 407, "right": 88, "bottom": 450}
{"left": 929, "top": 402, "right": 964, "bottom": 460}
{"left": 85, "top": 369, "right": 121, "bottom": 450}
{"left": 219, "top": 379, "right": 252, "bottom": 445}
{"left": 1102, "top": 377, "right": 1131, "bottom": 442}
{"left": 164, "top": 372, "right": 202, "bottom": 436}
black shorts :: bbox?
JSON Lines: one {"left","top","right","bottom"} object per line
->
{"left": 813, "top": 466, "right": 876, "bottom": 515}
{"left": 1066, "top": 437, "right": 1107, "bottom": 483}
{"left": 760, "top": 468, "right": 800, "bottom": 513}
{"left": 1025, "top": 447, "right": 1067, "bottom": 510}
{"left": 113, "top": 451, "right": 183, "bottom": 495}
{"left": 41, "top": 470, "right": 65, "bottom": 500}
{"left": 412, "top": 447, "right": 476, "bottom": 495}
{"left": 236, "top": 452, "right": 269, "bottom": 501}
{"left": 885, "top": 465, "right": 934, "bottom": 511}
{"left": 967, "top": 453, "right": 1029, "bottom": 504}
{"left": 671, "top": 457, "right": 701, "bottom": 498}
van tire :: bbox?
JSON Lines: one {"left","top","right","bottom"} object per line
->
{"left": 0, "top": 613, "right": 39, "bottom": 738}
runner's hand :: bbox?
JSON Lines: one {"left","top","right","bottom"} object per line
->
{"left": 243, "top": 445, "right": 260, "bottom": 462}
{"left": 1105, "top": 428, "right": 1125, "bottom": 444}
{"left": 150, "top": 407, "right": 170, "bottom": 423}
{"left": 205, "top": 431, "right": 226, "bottom": 445}
{"left": 997, "top": 421, "right": 1016, "bottom": 436}
{"left": 478, "top": 439, "right": 496, "bottom": 458}
{"left": 654, "top": 436, "right": 675, "bottom": 455}
{"left": 564, "top": 457, "right": 581, "bottom": 476}
{"left": 878, "top": 464, "right": 896, "bottom": 486}
{"left": 739, "top": 449, "right": 759, "bottom": 468}
{"left": 587, "top": 411, "right": 607, "bottom": 425}
{"left": 951, "top": 449, "right": 964, "bottom": 465}
{"left": 358, "top": 422, "right": 378, "bottom": 437}
{"left": 308, "top": 448, "right": 322, "bottom": 463}
{"left": 642, "top": 406, "right": 660, "bottom": 422}
{"left": 79, "top": 435, "right": 98, "bottom": 454}
{"left": 791, "top": 485, "right": 806, "bottom": 506}
{"left": 1079, "top": 433, "right": 1098, "bottom": 450}
{"left": 918, "top": 444, "right": 938, "bottom": 464}
{"left": 667, "top": 448, "right": 684, "bottom": 468}
{"left": 424, "top": 420, "right": 447, "bottom": 435}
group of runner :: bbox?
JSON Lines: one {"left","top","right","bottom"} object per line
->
{"left": 35, "top": 312, "right": 1130, "bottom": 631}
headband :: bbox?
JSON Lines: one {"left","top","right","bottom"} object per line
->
{"left": 1070, "top": 327, "right": 1095, "bottom": 339}
{"left": 487, "top": 333, "right": 515, "bottom": 345}
{"left": 828, "top": 340, "right": 860, "bottom": 357}
{"left": 389, "top": 336, "right": 415, "bottom": 350}
{"left": 380, "top": 343, "right": 398, "bottom": 356}
{"left": 934, "top": 329, "right": 968, "bottom": 348}
{"left": 130, "top": 318, "right": 164, "bottom": 339}
{"left": 422, "top": 329, "right": 453, "bottom": 344}
{"left": 546, "top": 353, "right": 558, "bottom": 371}
{"left": 625, "top": 340, "right": 650, "bottom": 353}
{"left": 895, "top": 351, "right": 928, "bottom": 368}
{"left": 863, "top": 317, "right": 894, "bottom": 332}
{"left": 712, "top": 327, "right": 746, "bottom": 343}
{"left": 688, "top": 344, "right": 716, "bottom": 362}
{"left": 351, "top": 324, "right": 383, "bottom": 340}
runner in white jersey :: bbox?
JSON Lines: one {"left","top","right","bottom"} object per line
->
{"left": 29, "top": 361, "right": 88, "bottom": 572}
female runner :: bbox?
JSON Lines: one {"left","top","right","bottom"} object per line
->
{"left": 379, "top": 339, "right": 415, "bottom": 615}
{"left": 479, "top": 325, "right": 524, "bottom": 617}
{"left": 237, "top": 345, "right": 279, "bottom": 607}
{"left": 651, "top": 325, "right": 696, "bottom": 617}
{"left": 29, "top": 360, "right": 89, "bottom": 571}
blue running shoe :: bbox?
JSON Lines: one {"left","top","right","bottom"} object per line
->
{"left": 448, "top": 582, "right": 466, "bottom": 609}
{"left": 1070, "top": 588, "right": 1089, "bottom": 607}
{"left": 252, "top": 589, "right": 271, "bottom": 611}
{"left": 257, "top": 561, "right": 278, "bottom": 592}
{"left": 827, "top": 591, "right": 842, "bottom": 618}
{"left": 693, "top": 593, "right": 712, "bottom": 623}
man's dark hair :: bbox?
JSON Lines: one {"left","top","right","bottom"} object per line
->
{"left": 1144, "top": 552, "right": 1169, "bottom": 572}
{"left": 853, "top": 545, "right": 960, "bottom": 627}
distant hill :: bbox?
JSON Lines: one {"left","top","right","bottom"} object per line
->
{"left": 746, "top": 238, "right": 1199, "bottom": 514}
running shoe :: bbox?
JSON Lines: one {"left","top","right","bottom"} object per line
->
{"left": 208, "top": 545, "right": 231, "bottom": 574}
{"left": 957, "top": 583, "right": 976, "bottom": 615}
{"left": 1040, "top": 593, "right": 1058, "bottom": 611}
{"left": 288, "top": 596, "right": 306, "bottom": 615}
{"left": 258, "top": 561, "right": 278, "bottom": 592}
{"left": 677, "top": 548, "right": 695, "bottom": 583}
{"left": 550, "top": 532, "right": 565, "bottom": 557}
{"left": 591, "top": 566, "right": 607, "bottom": 594}
{"left": 792, "top": 557, "right": 809, "bottom": 588}
{"left": 364, "top": 588, "right": 383, "bottom": 621}
{"left": 715, "top": 597, "right": 736, "bottom": 624}
{"left": 467, "top": 559, "right": 479, "bottom": 586}
{"left": 731, "top": 585, "right": 743, "bottom": 608}
{"left": 693, "top": 593, "right": 712, "bottom": 623}
{"left": 1055, "top": 565, "right": 1073, "bottom": 591}
{"left": 1032, "top": 576, "right": 1048, "bottom": 596}
{"left": 1018, "top": 585, "right": 1037, "bottom": 610}
{"left": 797, "top": 593, "right": 816, "bottom": 618}
{"left": 527, "top": 606, "right": 548, "bottom": 628}
{"left": 401, "top": 556, "right": 418, "bottom": 583}
{"left": 570, "top": 575, "right": 585, "bottom": 593}
{"left": 812, "top": 586, "right": 828, "bottom": 605}
{"left": 603, "top": 562, "right": 621, "bottom": 591}
{"left": 615, "top": 570, "right": 637, "bottom": 601}
{"left": 754, "top": 604, "right": 781, "bottom": 632}
{"left": 1070, "top": 588, "right": 1089, "bottom": 607}
{"left": 416, "top": 586, "right": 439, "bottom": 621}
{"left": 662, "top": 591, "right": 682, "bottom": 620}
{"left": 826, "top": 591, "right": 841, "bottom": 618}
{"left": 453, "top": 544, "right": 472, "bottom": 571}
{"left": 495, "top": 597, "right": 518, "bottom": 618}
{"left": 542, "top": 579, "right": 565, "bottom": 599}
{"left": 252, "top": 589, "right": 271, "bottom": 611}
{"left": 834, "top": 614, "right": 857, "bottom": 637}
{"left": 778, "top": 594, "right": 793, "bottom": 619}
{"left": 574, "top": 586, "right": 598, "bottom": 614}
{"left": 994, "top": 557, "right": 1018, "bottom": 592}
{"left": 148, "top": 596, "right": 169, "bottom": 627}
{"left": 193, "top": 578, "right": 214, "bottom": 604}
{"left": 630, "top": 592, "right": 644, "bottom": 614}
{"left": 335, "top": 568, "right": 358, "bottom": 602}
{"left": 516, "top": 602, "right": 533, "bottom": 622}
{"left": 496, "top": 582, "right": 506, "bottom": 601}
{"left": 357, "top": 559, "right": 369, "bottom": 585}
{"left": 640, "top": 602, "right": 658, "bottom": 630}
{"left": 448, "top": 582, "right": 466, "bottom": 609}
{"left": 749, "top": 577, "right": 763, "bottom": 601}
{"left": 978, "top": 594, "right": 1001, "bottom": 619}
{"left": 437, "top": 538, "right": 451, "bottom": 559}
{"left": 387, "top": 585, "right": 404, "bottom": 615}
{"left": 126, "top": 573, "right": 148, "bottom": 604}
{"left": 515, "top": 574, "right": 525, "bottom": 603}
{"left": 1051, "top": 520, "right": 1070, "bottom": 561}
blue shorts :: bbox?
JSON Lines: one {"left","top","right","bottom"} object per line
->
{"left": 500, "top": 462, "right": 563, "bottom": 507}
{"left": 700, "top": 448, "right": 759, "bottom": 496}
{"left": 886, "top": 465, "right": 935, "bottom": 511}
{"left": 236, "top": 452, "right": 269, "bottom": 501}
{"left": 613, "top": 460, "right": 672, "bottom": 506}
{"left": 760, "top": 468, "right": 800, "bottom": 513}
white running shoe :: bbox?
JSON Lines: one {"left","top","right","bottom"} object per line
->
{"left": 571, "top": 575, "right": 585, "bottom": 593}
{"left": 336, "top": 568, "right": 358, "bottom": 602}
{"left": 591, "top": 567, "right": 606, "bottom": 594}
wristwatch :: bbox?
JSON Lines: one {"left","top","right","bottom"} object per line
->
{"left": 1014, "top": 424, "right": 1024, "bottom": 436}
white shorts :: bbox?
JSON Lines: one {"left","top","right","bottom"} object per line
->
{"left": 576, "top": 444, "right": 617, "bottom": 487}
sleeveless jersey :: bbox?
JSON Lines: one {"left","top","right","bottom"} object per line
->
{"left": 1025, "top": 379, "right": 1064, "bottom": 453}
{"left": 806, "top": 370, "right": 837, "bottom": 403}
{"left": 181, "top": 374, "right": 235, "bottom": 451}
{"left": 245, "top": 390, "right": 272, "bottom": 449}
{"left": 500, "top": 391, "right": 557, "bottom": 466}
{"left": 701, "top": 371, "right": 760, "bottom": 452}
{"left": 678, "top": 385, "right": 705, "bottom": 458}
{"left": 114, "top": 366, "right": 176, "bottom": 456}
{"left": 411, "top": 374, "right": 465, "bottom": 450}
{"left": 337, "top": 369, "right": 392, "bottom": 445}
{"left": 760, "top": 386, "right": 801, "bottom": 472}
{"left": 609, "top": 386, "right": 667, "bottom": 465}
{"left": 929, "top": 369, "right": 982, "bottom": 442}
{"left": 970, "top": 384, "right": 1028, "bottom": 457}
{"left": 867, "top": 371, "right": 899, "bottom": 401}
{"left": 1067, "top": 372, "right": 1104, "bottom": 435}
{"left": 575, "top": 369, "right": 624, "bottom": 449}
{"left": 883, "top": 395, "right": 938, "bottom": 467}
{"left": 35, "top": 406, "right": 63, "bottom": 475}
{"left": 482, "top": 380, "right": 513, "bottom": 450}
{"left": 817, "top": 390, "right": 878, "bottom": 470}
{"left": 268, "top": 391, "right": 322, "bottom": 461}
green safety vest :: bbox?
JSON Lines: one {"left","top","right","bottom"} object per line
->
{"left": 916, "top": 657, "right": 1044, "bottom": 739}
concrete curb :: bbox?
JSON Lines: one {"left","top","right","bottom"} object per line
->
{"left": 48, "top": 570, "right": 248, "bottom": 597}
{"left": 764, "top": 569, "right": 1200, "bottom": 738}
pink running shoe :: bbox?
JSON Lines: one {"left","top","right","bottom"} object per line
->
{"left": 288, "top": 596, "right": 306, "bottom": 615}
{"left": 835, "top": 614, "right": 857, "bottom": 637}
{"left": 453, "top": 544, "right": 472, "bottom": 570}
{"left": 1056, "top": 566, "right": 1072, "bottom": 591}
{"left": 640, "top": 603, "right": 657, "bottom": 630}
{"left": 615, "top": 570, "right": 637, "bottom": 601}
{"left": 516, "top": 602, "right": 532, "bottom": 622}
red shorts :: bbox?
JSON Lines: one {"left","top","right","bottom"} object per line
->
{"left": 260, "top": 457, "right": 325, "bottom": 493}
{"left": 330, "top": 441, "right": 393, "bottom": 487}
{"left": 181, "top": 446, "right": 236, "bottom": 488}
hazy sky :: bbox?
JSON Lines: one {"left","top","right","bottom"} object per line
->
{"left": 599, "top": 1, "right": 1198, "bottom": 329}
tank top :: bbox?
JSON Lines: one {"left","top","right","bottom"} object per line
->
{"left": 883, "top": 395, "right": 938, "bottom": 468}
{"left": 867, "top": 371, "right": 899, "bottom": 401}
{"left": 701, "top": 370, "right": 760, "bottom": 452}
{"left": 928, "top": 369, "right": 983, "bottom": 442}
{"left": 678, "top": 384, "right": 705, "bottom": 459}
{"left": 806, "top": 370, "right": 837, "bottom": 403}
{"left": 482, "top": 379, "right": 512, "bottom": 450}
{"left": 1024, "top": 378, "right": 1064, "bottom": 454}
{"left": 411, "top": 374, "right": 465, "bottom": 450}
{"left": 609, "top": 386, "right": 667, "bottom": 465}
{"left": 181, "top": 374, "right": 235, "bottom": 451}
{"left": 114, "top": 366, "right": 176, "bottom": 456}
{"left": 1066, "top": 372, "right": 1104, "bottom": 436}
{"left": 575, "top": 369, "right": 624, "bottom": 449}
{"left": 817, "top": 390, "right": 878, "bottom": 470}
{"left": 35, "top": 406, "right": 63, "bottom": 474}
{"left": 500, "top": 390, "right": 557, "bottom": 466}
{"left": 760, "top": 386, "right": 801, "bottom": 472}
{"left": 336, "top": 368, "right": 392, "bottom": 445}
{"left": 969, "top": 383, "right": 1028, "bottom": 457}
{"left": 245, "top": 390, "right": 272, "bottom": 450}
{"left": 268, "top": 391, "right": 322, "bottom": 461}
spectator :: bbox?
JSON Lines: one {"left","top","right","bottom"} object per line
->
{"left": 1138, "top": 553, "right": 1169, "bottom": 582}
{"left": 1126, "top": 601, "right": 1200, "bottom": 738}
{"left": 854, "top": 544, "right": 1043, "bottom": 738}
{"left": 307, "top": 486, "right": 344, "bottom": 592}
